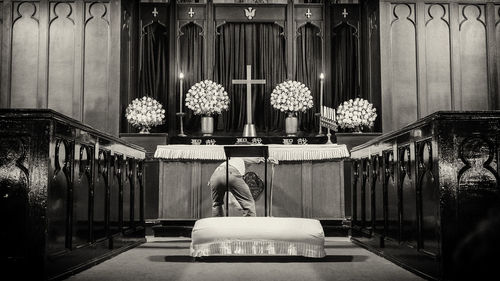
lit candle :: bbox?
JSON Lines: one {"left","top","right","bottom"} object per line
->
{"left": 179, "top": 72, "right": 184, "bottom": 113}
{"left": 319, "top": 73, "right": 324, "bottom": 113}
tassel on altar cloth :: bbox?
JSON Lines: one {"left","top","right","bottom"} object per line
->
{"left": 154, "top": 144, "right": 349, "bottom": 161}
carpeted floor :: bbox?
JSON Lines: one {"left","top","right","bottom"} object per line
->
{"left": 65, "top": 237, "right": 425, "bottom": 281}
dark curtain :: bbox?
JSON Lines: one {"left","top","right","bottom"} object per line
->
{"left": 179, "top": 23, "right": 204, "bottom": 134}
{"left": 138, "top": 22, "right": 168, "bottom": 132}
{"left": 332, "top": 24, "right": 360, "bottom": 108}
{"left": 296, "top": 24, "right": 323, "bottom": 133}
{"left": 215, "top": 23, "right": 287, "bottom": 134}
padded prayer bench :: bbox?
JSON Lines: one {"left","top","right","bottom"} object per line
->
{"left": 190, "top": 217, "right": 326, "bottom": 258}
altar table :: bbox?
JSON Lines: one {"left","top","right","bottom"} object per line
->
{"left": 154, "top": 144, "right": 349, "bottom": 220}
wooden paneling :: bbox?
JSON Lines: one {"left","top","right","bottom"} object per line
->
{"left": 48, "top": 2, "right": 75, "bottom": 117}
{"left": 83, "top": 2, "right": 110, "bottom": 133}
{"left": 11, "top": 2, "right": 40, "bottom": 108}
{"left": 311, "top": 161, "right": 344, "bottom": 218}
{"left": 1, "top": 0, "right": 121, "bottom": 136}
{"left": 94, "top": 149, "right": 109, "bottom": 240}
{"left": 380, "top": 1, "right": 500, "bottom": 133}
{"left": 399, "top": 144, "right": 417, "bottom": 246}
{"left": 159, "top": 161, "right": 195, "bottom": 219}
{"left": 158, "top": 159, "right": 345, "bottom": 220}
{"left": 496, "top": 5, "right": 500, "bottom": 107}
{"left": 392, "top": 3, "right": 417, "bottom": 130}
{"left": 272, "top": 163, "right": 303, "bottom": 218}
{"left": 459, "top": 4, "right": 488, "bottom": 110}
{"left": 424, "top": 4, "right": 451, "bottom": 115}
{"left": 0, "top": 2, "right": 3, "bottom": 100}
{"left": 385, "top": 150, "right": 398, "bottom": 240}
{"left": 372, "top": 155, "right": 384, "bottom": 233}
{"left": 109, "top": 154, "right": 121, "bottom": 234}
{"left": 72, "top": 143, "right": 93, "bottom": 248}
{"left": 416, "top": 139, "right": 439, "bottom": 256}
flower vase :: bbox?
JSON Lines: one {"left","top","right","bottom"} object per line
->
{"left": 201, "top": 116, "right": 214, "bottom": 136}
{"left": 285, "top": 113, "right": 298, "bottom": 136}
{"left": 139, "top": 126, "right": 150, "bottom": 134}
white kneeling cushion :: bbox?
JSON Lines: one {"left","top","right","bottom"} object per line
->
{"left": 190, "top": 217, "right": 326, "bottom": 258}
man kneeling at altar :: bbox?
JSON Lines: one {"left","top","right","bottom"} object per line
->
{"left": 209, "top": 156, "right": 278, "bottom": 217}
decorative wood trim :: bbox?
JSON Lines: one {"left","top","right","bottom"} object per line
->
{"left": 486, "top": 3, "right": 499, "bottom": 109}
{"left": 207, "top": 0, "right": 214, "bottom": 80}
{"left": 496, "top": 5, "right": 500, "bottom": 109}
{"left": 383, "top": 149, "right": 394, "bottom": 236}
{"left": 157, "top": 161, "right": 165, "bottom": 219}
{"left": 379, "top": 1, "right": 392, "bottom": 132}
{"left": 213, "top": 3, "right": 287, "bottom": 22}
{"left": 169, "top": 1, "right": 176, "bottom": 135}
{"left": 36, "top": 1, "right": 47, "bottom": 109}
{"left": 339, "top": 160, "right": 345, "bottom": 218}
{"left": 415, "top": 138, "right": 434, "bottom": 253}
{"left": 416, "top": 2, "right": 425, "bottom": 119}
{"left": 370, "top": 154, "right": 379, "bottom": 230}
{"left": 397, "top": 144, "right": 411, "bottom": 242}
{"left": 360, "top": 157, "right": 369, "bottom": 227}
{"left": 1, "top": 0, "right": 11, "bottom": 107}
{"left": 73, "top": 0, "right": 84, "bottom": 121}
{"left": 449, "top": 2, "right": 461, "bottom": 110}
{"left": 301, "top": 161, "right": 313, "bottom": 218}
{"left": 324, "top": 0, "right": 330, "bottom": 106}
{"left": 190, "top": 161, "right": 201, "bottom": 218}
{"left": 352, "top": 160, "right": 359, "bottom": 223}
{"left": 286, "top": 0, "right": 293, "bottom": 80}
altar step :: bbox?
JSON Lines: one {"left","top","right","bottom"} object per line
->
{"left": 151, "top": 219, "right": 350, "bottom": 237}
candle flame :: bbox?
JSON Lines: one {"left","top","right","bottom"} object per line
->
{"left": 179, "top": 72, "right": 184, "bottom": 79}
{"left": 320, "top": 73, "right": 325, "bottom": 79}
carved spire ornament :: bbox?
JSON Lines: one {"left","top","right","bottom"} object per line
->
{"left": 188, "top": 8, "right": 195, "bottom": 18}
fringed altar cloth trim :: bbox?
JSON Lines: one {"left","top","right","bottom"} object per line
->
{"left": 190, "top": 239, "right": 326, "bottom": 258}
{"left": 154, "top": 144, "right": 349, "bottom": 161}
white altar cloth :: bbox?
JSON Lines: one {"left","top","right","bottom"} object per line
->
{"left": 154, "top": 144, "right": 349, "bottom": 161}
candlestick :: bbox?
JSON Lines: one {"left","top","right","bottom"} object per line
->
{"left": 177, "top": 72, "right": 186, "bottom": 137}
{"left": 317, "top": 73, "right": 325, "bottom": 136}
{"left": 320, "top": 73, "right": 324, "bottom": 108}
{"left": 179, "top": 72, "right": 184, "bottom": 113}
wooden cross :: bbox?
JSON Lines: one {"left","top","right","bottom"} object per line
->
{"left": 152, "top": 7, "right": 159, "bottom": 17}
{"left": 188, "top": 8, "right": 195, "bottom": 18}
{"left": 342, "top": 8, "right": 348, "bottom": 18}
{"left": 232, "top": 65, "right": 266, "bottom": 125}
{"left": 305, "top": 9, "right": 312, "bottom": 18}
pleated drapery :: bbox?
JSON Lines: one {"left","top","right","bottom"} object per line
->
{"left": 296, "top": 24, "right": 323, "bottom": 133}
{"left": 332, "top": 24, "right": 360, "bottom": 108}
{"left": 138, "top": 22, "right": 169, "bottom": 132}
{"left": 215, "top": 23, "right": 287, "bottom": 134}
{"left": 179, "top": 23, "right": 204, "bottom": 134}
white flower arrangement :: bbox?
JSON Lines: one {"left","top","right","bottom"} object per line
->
{"left": 185, "top": 80, "right": 229, "bottom": 116}
{"left": 336, "top": 98, "right": 377, "bottom": 131}
{"left": 270, "top": 80, "right": 314, "bottom": 116}
{"left": 125, "top": 96, "right": 165, "bottom": 132}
